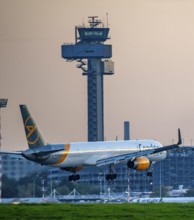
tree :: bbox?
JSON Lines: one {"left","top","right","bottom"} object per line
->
{"left": 150, "top": 186, "right": 169, "bottom": 198}
{"left": 16, "top": 173, "right": 43, "bottom": 198}
{"left": 2, "top": 175, "right": 18, "bottom": 198}
{"left": 184, "top": 189, "right": 194, "bottom": 197}
{"left": 51, "top": 177, "right": 100, "bottom": 195}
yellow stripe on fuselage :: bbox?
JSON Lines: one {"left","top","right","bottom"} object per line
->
{"left": 56, "top": 144, "right": 70, "bottom": 165}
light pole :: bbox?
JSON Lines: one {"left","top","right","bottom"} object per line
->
{"left": 0, "top": 99, "right": 8, "bottom": 203}
{"left": 41, "top": 178, "right": 45, "bottom": 201}
{"left": 159, "top": 161, "right": 162, "bottom": 200}
{"left": 99, "top": 172, "right": 103, "bottom": 195}
{"left": 33, "top": 178, "right": 36, "bottom": 198}
{"left": 127, "top": 171, "right": 130, "bottom": 203}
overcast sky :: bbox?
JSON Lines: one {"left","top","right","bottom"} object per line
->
{"left": 1, "top": 0, "right": 194, "bottom": 150}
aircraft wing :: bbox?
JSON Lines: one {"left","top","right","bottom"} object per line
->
{"left": 0, "top": 151, "right": 23, "bottom": 155}
{"left": 96, "top": 129, "right": 182, "bottom": 167}
{"left": 0, "top": 144, "right": 65, "bottom": 158}
{"left": 0, "top": 151, "right": 24, "bottom": 160}
{"left": 96, "top": 149, "right": 155, "bottom": 167}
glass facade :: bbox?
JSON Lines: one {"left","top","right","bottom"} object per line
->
{"left": 153, "top": 147, "right": 194, "bottom": 189}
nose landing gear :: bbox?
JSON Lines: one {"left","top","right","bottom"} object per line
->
{"left": 106, "top": 173, "right": 117, "bottom": 181}
{"left": 147, "top": 171, "right": 153, "bottom": 177}
{"left": 106, "top": 164, "right": 117, "bottom": 181}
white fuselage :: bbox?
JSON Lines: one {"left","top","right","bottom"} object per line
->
{"left": 43, "top": 139, "right": 167, "bottom": 167}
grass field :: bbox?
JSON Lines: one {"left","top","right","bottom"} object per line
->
{"left": 0, "top": 203, "right": 194, "bottom": 220}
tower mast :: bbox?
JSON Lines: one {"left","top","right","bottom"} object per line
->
{"left": 62, "top": 16, "right": 114, "bottom": 142}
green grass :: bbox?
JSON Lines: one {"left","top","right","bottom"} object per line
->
{"left": 0, "top": 203, "right": 194, "bottom": 220}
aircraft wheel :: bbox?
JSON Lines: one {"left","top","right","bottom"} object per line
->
{"left": 106, "top": 173, "right": 117, "bottom": 181}
{"left": 113, "top": 173, "right": 117, "bottom": 179}
{"left": 106, "top": 174, "right": 110, "bottom": 180}
{"left": 76, "top": 174, "right": 80, "bottom": 180}
{"left": 147, "top": 172, "right": 153, "bottom": 177}
{"left": 68, "top": 174, "right": 80, "bottom": 181}
{"left": 109, "top": 174, "right": 114, "bottom": 180}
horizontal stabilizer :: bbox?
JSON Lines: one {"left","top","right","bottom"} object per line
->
{"left": 22, "top": 144, "right": 65, "bottom": 157}
{"left": 0, "top": 151, "right": 22, "bottom": 155}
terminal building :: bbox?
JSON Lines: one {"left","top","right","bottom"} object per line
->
{"left": 2, "top": 155, "right": 45, "bottom": 180}
{"left": 153, "top": 147, "right": 194, "bottom": 189}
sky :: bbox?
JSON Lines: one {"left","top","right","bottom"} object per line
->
{"left": 1, "top": 0, "right": 194, "bottom": 150}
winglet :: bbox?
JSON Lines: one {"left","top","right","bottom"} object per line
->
{"left": 177, "top": 128, "right": 182, "bottom": 146}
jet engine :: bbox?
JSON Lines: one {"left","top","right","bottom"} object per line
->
{"left": 127, "top": 156, "right": 150, "bottom": 170}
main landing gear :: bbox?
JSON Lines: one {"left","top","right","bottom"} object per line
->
{"left": 68, "top": 174, "right": 80, "bottom": 181}
{"left": 62, "top": 167, "right": 82, "bottom": 182}
{"left": 106, "top": 164, "right": 117, "bottom": 181}
{"left": 147, "top": 166, "right": 153, "bottom": 177}
{"left": 106, "top": 173, "right": 117, "bottom": 181}
{"left": 147, "top": 171, "right": 153, "bottom": 177}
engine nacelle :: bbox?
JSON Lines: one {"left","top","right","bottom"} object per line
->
{"left": 127, "top": 156, "right": 150, "bottom": 170}
{"left": 60, "top": 166, "right": 83, "bottom": 172}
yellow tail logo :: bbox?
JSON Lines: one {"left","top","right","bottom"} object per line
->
{"left": 25, "top": 116, "right": 39, "bottom": 145}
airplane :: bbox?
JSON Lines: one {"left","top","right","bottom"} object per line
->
{"left": 1, "top": 105, "right": 182, "bottom": 181}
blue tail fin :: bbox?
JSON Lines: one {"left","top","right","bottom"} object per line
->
{"left": 20, "top": 105, "right": 46, "bottom": 149}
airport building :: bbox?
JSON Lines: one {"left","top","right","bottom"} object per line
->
{"left": 153, "top": 147, "right": 194, "bottom": 189}
{"left": 2, "top": 155, "right": 45, "bottom": 180}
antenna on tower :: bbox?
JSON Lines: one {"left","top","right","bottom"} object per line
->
{"left": 88, "top": 16, "right": 101, "bottom": 28}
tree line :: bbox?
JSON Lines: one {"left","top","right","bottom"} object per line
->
{"left": 3, "top": 174, "right": 194, "bottom": 198}
{"left": 2, "top": 174, "right": 100, "bottom": 198}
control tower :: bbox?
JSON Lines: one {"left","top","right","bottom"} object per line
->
{"left": 62, "top": 16, "right": 114, "bottom": 142}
